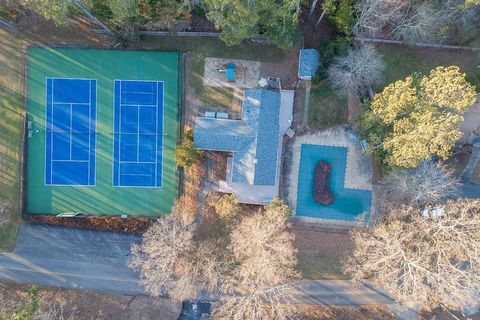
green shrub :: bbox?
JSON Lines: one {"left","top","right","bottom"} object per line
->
{"left": 9, "top": 286, "right": 39, "bottom": 320}
{"left": 322, "top": 0, "right": 356, "bottom": 35}
{"left": 214, "top": 194, "right": 241, "bottom": 223}
{"left": 90, "top": 0, "right": 113, "bottom": 22}
{"left": 314, "top": 35, "right": 352, "bottom": 84}
{"left": 174, "top": 129, "right": 204, "bottom": 168}
{"left": 312, "top": 65, "right": 329, "bottom": 85}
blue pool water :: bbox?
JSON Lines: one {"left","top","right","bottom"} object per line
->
{"left": 296, "top": 144, "right": 372, "bottom": 221}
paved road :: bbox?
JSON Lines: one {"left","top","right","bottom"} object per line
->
{"left": 0, "top": 223, "right": 144, "bottom": 294}
{"left": 0, "top": 223, "right": 396, "bottom": 306}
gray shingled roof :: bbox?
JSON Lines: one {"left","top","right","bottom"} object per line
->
{"left": 194, "top": 89, "right": 280, "bottom": 186}
{"left": 298, "top": 49, "right": 320, "bottom": 79}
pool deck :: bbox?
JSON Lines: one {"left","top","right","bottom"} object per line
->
{"left": 287, "top": 126, "right": 373, "bottom": 222}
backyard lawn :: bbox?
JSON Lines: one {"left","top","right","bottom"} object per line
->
{"left": 0, "top": 28, "right": 25, "bottom": 251}
{"left": 307, "top": 81, "right": 348, "bottom": 130}
{"left": 375, "top": 43, "right": 480, "bottom": 90}
{"left": 134, "top": 36, "right": 289, "bottom": 110}
{"left": 293, "top": 226, "right": 352, "bottom": 280}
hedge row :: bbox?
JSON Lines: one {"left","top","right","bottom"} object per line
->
{"left": 23, "top": 215, "right": 154, "bottom": 233}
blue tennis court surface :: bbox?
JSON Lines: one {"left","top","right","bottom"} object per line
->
{"left": 45, "top": 78, "right": 96, "bottom": 186}
{"left": 113, "top": 80, "right": 164, "bottom": 187}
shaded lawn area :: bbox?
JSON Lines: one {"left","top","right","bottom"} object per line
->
{"left": 308, "top": 81, "right": 348, "bottom": 130}
{"left": 375, "top": 43, "right": 480, "bottom": 90}
{"left": 292, "top": 226, "right": 353, "bottom": 280}
{"left": 133, "top": 36, "right": 288, "bottom": 110}
{"left": 0, "top": 28, "right": 25, "bottom": 251}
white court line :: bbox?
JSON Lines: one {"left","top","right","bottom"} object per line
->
{"left": 137, "top": 105, "right": 140, "bottom": 162}
{"left": 154, "top": 81, "right": 158, "bottom": 187}
{"left": 87, "top": 81, "right": 91, "bottom": 185}
{"left": 69, "top": 103, "right": 73, "bottom": 161}
{"left": 50, "top": 79, "right": 54, "bottom": 184}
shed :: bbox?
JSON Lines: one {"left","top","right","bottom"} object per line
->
{"left": 298, "top": 49, "right": 320, "bottom": 80}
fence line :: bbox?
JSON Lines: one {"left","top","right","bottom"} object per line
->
{"left": 138, "top": 30, "right": 220, "bottom": 37}
{"left": 356, "top": 37, "right": 480, "bottom": 52}
{"left": 0, "top": 18, "right": 17, "bottom": 31}
{"left": 73, "top": 0, "right": 113, "bottom": 36}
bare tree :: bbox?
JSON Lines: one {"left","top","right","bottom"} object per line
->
{"left": 213, "top": 201, "right": 299, "bottom": 320}
{"left": 328, "top": 46, "right": 385, "bottom": 96}
{"left": 390, "top": 2, "right": 451, "bottom": 43}
{"left": 382, "top": 160, "right": 460, "bottom": 209}
{"left": 344, "top": 199, "right": 480, "bottom": 311}
{"left": 354, "top": 0, "right": 455, "bottom": 43}
{"left": 34, "top": 301, "right": 72, "bottom": 320}
{"left": 129, "top": 208, "right": 197, "bottom": 300}
{"left": 213, "top": 282, "right": 298, "bottom": 320}
{"left": 130, "top": 197, "right": 300, "bottom": 318}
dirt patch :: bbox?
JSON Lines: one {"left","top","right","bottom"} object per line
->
{"left": 206, "top": 151, "right": 228, "bottom": 181}
{"left": 347, "top": 88, "right": 362, "bottom": 122}
{"left": 291, "top": 224, "right": 353, "bottom": 279}
{"left": 0, "top": 283, "right": 181, "bottom": 320}
{"left": 299, "top": 304, "right": 395, "bottom": 320}
{"left": 15, "top": 10, "right": 107, "bottom": 47}
{"left": 300, "top": 2, "right": 336, "bottom": 49}
{"left": 179, "top": 159, "right": 206, "bottom": 222}
{"left": 204, "top": 57, "right": 261, "bottom": 89}
{"left": 260, "top": 46, "right": 301, "bottom": 90}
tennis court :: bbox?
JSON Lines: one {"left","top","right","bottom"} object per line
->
{"left": 113, "top": 80, "right": 163, "bottom": 187}
{"left": 27, "top": 48, "right": 180, "bottom": 216}
{"left": 45, "top": 78, "right": 96, "bottom": 186}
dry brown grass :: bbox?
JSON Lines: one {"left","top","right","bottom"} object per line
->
{"left": 292, "top": 225, "right": 353, "bottom": 280}
{"left": 179, "top": 160, "right": 206, "bottom": 222}
{"left": 0, "top": 283, "right": 181, "bottom": 320}
{"left": 298, "top": 304, "right": 396, "bottom": 320}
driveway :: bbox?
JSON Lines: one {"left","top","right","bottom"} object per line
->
{"left": 0, "top": 223, "right": 144, "bottom": 295}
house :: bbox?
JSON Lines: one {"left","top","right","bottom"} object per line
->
{"left": 298, "top": 49, "right": 320, "bottom": 80}
{"left": 194, "top": 88, "right": 294, "bottom": 204}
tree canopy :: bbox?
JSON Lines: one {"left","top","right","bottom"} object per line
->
{"left": 19, "top": 0, "right": 72, "bottom": 24}
{"left": 130, "top": 197, "right": 298, "bottom": 320}
{"left": 204, "top": 0, "right": 300, "bottom": 48}
{"left": 345, "top": 199, "right": 480, "bottom": 311}
{"left": 357, "top": 66, "right": 477, "bottom": 168}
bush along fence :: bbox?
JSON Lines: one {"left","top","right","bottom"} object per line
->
{"left": 23, "top": 215, "right": 154, "bottom": 233}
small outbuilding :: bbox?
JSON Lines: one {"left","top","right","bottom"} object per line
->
{"left": 298, "top": 49, "right": 320, "bottom": 80}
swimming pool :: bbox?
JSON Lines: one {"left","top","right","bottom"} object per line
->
{"left": 296, "top": 144, "right": 372, "bottom": 221}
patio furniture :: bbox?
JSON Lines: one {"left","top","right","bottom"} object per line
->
{"left": 216, "top": 112, "right": 229, "bottom": 119}
{"left": 205, "top": 111, "right": 216, "bottom": 118}
{"left": 285, "top": 127, "right": 295, "bottom": 138}
{"left": 360, "top": 140, "right": 369, "bottom": 151}
{"left": 226, "top": 63, "right": 235, "bottom": 81}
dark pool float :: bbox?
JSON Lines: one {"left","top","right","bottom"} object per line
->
{"left": 313, "top": 160, "right": 334, "bottom": 205}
